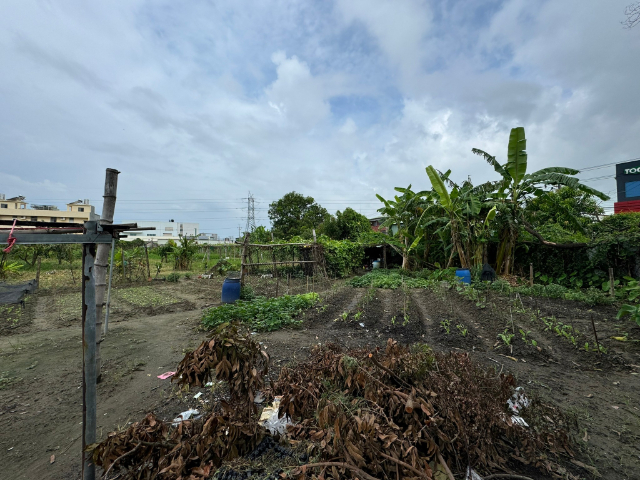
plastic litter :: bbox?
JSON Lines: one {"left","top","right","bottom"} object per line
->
{"left": 193, "top": 392, "right": 203, "bottom": 399}
{"left": 465, "top": 466, "right": 483, "bottom": 480}
{"left": 259, "top": 396, "right": 291, "bottom": 435}
{"left": 172, "top": 409, "right": 200, "bottom": 426}
{"left": 205, "top": 381, "right": 214, "bottom": 387}
{"left": 157, "top": 371, "right": 176, "bottom": 380}
{"left": 254, "top": 391, "right": 265, "bottom": 404}
{"left": 507, "top": 386, "right": 530, "bottom": 427}
{"left": 359, "top": 323, "right": 365, "bottom": 328}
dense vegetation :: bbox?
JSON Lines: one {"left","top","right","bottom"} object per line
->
{"left": 201, "top": 293, "right": 318, "bottom": 331}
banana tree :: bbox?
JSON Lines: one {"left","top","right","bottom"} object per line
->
{"left": 376, "top": 186, "right": 427, "bottom": 269}
{"left": 422, "top": 166, "right": 496, "bottom": 268}
{"left": 472, "top": 126, "right": 610, "bottom": 274}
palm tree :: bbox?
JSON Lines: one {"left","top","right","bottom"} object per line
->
{"left": 472, "top": 126, "right": 609, "bottom": 274}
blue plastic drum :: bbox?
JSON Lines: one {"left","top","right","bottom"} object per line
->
{"left": 455, "top": 268, "right": 471, "bottom": 285}
{"left": 221, "top": 277, "right": 241, "bottom": 303}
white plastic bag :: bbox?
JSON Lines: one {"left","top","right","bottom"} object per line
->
{"left": 172, "top": 408, "right": 200, "bottom": 426}
{"left": 259, "top": 396, "right": 291, "bottom": 435}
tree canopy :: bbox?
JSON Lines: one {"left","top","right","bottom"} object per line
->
{"left": 268, "top": 192, "right": 329, "bottom": 239}
{"left": 323, "top": 207, "right": 371, "bottom": 241}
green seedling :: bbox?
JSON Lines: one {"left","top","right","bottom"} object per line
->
{"left": 354, "top": 311, "right": 363, "bottom": 321}
{"left": 498, "top": 328, "right": 515, "bottom": 346}
{"left": 456, "top": 324, "right": 468, "bottom": 337}
{"left": 440, "top": 319, "right": 451, "bottom": 334}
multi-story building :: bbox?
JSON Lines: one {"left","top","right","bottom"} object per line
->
{"left": 0, "top": 195, "right": 99, "bottom": 223}
{"left": 614, "top": 159, "right": 640, "bottom": 213}
{"left": 122, "top": 220, "right": 221, "bottom": 244}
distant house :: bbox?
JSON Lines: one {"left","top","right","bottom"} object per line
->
{"left": 0, "top": 194, "right": 99, "bottom": 223}
{"left": 369, "top": 216, "right": 388, "bottom": 233}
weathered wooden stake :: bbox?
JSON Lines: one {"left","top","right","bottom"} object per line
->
{"left": 529, "top": 263, "right": 534, "bottom": 287}
{"left": 275, "top": 275, "right": 279, "bottom": 298}
{"left": 306, "top": 275, "right": 309, "bottom": 293}
{"left": 35, "top": 257, "right": 41, "bottom": 287}
{"left": 609, "top": 268, "right": 615, "bottom": 296}
{"left": 590, "top": 313, "right": 601, "bottom": 355}
{"left": 144, "top": 244, "right": 151, "bottom": 280}
{"left": 82, "top": 243, "right": 97, "bottom": 480}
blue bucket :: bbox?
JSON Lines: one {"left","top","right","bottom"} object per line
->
{"left": 455, "top": 269, "right": 471, "bottom": 285}
{"left": 221, "top": 277, "right": 241, "bottom": 304}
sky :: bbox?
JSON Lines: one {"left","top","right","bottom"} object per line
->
{"left": 1, "top": 0, "right": 639, "bottom": 237}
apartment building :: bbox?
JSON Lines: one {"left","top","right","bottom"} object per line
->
{"left": 121, "top": 220, "right": 224, "bottom": 245}
{"left": 0, "top": 194, "right": 99, "bottom": 223}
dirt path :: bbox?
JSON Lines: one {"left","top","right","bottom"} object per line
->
{"left": 0, "top": 308, "right": 204, "bottom": 480}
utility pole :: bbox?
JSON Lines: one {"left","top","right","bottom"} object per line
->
{"left": 246, "top": 191, "right": 256, "bottom": 234}
{"left": 94, "top": 168, "right": 119, "bottom": 380}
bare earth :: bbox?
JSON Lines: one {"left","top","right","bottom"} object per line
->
{"left": 1, "top": 277, "right": 639, "bottom": 479}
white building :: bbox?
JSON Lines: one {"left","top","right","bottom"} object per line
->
{"left": 122, "top": 220, "right": 224, "bottom": 245}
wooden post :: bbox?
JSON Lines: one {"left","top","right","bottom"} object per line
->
{"left": 383, "top": 245, "right": 387, "bottom": 269}
{"left": 35, "top": 257, "right": 41, "bottom": 287}
{"left": 275, "top": 275, "right": 279, "bottom": 297}
{"left": 94, "top": 168, "right": 119, "bottom": 378}
{"left": 306, "top": 275, "right": 309, "bottom": 293}
{"left": 312, "top": 274, "right": 314, "bottom": 293}
{"left": 271, "top": 231, "right": 274, "bottom": 242}
{"left": 121, "top": 246, "right": 125, "bottom": 277}
{"left": 609, "top": 268, "right": 615, "bottom": 296}
{"left": 590, "top": 312, "right": 601, "bottom": 355}
{"left": 529, "top": 263, "right": 533, "bottom": 287}
{"left": 287, "top": 273, "right": 290, "bottom": 294}
{"left": 144, "top": 244, "right": 151, "bottom": 280}
{"left": 240, "top": 233, "right": 249, "bottom": 286}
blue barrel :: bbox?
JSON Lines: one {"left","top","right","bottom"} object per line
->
{"left": 372, "top": 260, "right": 381, "bottom": 269}
{"left": 455, "top": 269, "right": 471, "bottom": 285}
{"left": 221, "top": 277, "right": 241, "bottom": 304}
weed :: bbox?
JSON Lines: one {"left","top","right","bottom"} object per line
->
{"left": 391, "top": 315, "right": 397, "bottom": 325}
{"left": 339, "top": 311, "right": 349, "bottom": 321}
{"left": 403, "top": 314, "right": 410, "bottom": 326}
{"left": 354, "top": 311, "right": 363, "bottom": 321}
{"left": 497, "top": 328, "right": 514, "bottom": 346}
{"left": 440, "top": 318, "right": 451, "bottom": 334}
{"left": 167, "top": 272, "right": 180, "bottom": 283}
{"left": 456, "top": 324, "right": 468, "bottom": 337}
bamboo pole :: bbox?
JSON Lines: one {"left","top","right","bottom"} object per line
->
{"left": 609, "top": 267, "right": 615, "bottom": 296}
{"left": 529, "top": 263, "right": 533, "bottom": 287}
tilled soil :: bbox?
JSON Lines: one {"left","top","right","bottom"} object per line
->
{"left": 1, "top": 278, "right": 639, "bottom": 479}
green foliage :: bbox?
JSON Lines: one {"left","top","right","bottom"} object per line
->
{"left": 0, "top": 261, "right": 22, "bottom": 279}
{"left": 157, "top": 240, "right": 176, "bottom": 262}
{"left": 202, "top": 293, "right": 319, "bottom": 331}
{"left": 172, "top": 236, "right": 198, "bottom": 270}
{"left": 320, "top": 237, "right": 364, "bottom": 278}
{"left": 440, "top": 318, "right": 451, "bottom": 334}
{"left": 349, "top": 268, "right": 456, "bottom": 289}
{"left": 268, "top": 192, "right": 329, "bottom": 239}
{"left": 497, "top": 328, "right": 515, "bottom": 346}
{"left": 166, "top": 272, "right": 180, "bottom": 282}
{"left": 616, "top": 304, "right": 640, "bottom": 326}
{"left": 240, "top": 285, "right": 255, "bottom": 301}
{"left": 477, "top": 279, "right": 613, "bottom": 306}
{"left": 250, "top": 226, "right": 272, "bottom": 243}
{"left": 323, "top": 208, "right": 371, "bottom": 241}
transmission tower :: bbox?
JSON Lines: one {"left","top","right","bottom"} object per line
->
{"left": 246, "top": 191, "right": 256, "bottom": 233}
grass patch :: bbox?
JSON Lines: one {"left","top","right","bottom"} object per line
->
{"left": 202, "top": 293, "right": 319, "bottom": 331}
{"left": 115, "top": 286, "right": 180, "bottom": 308}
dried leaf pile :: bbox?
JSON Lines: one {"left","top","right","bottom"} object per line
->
{"left": 275, "top": 340, "right": 574, "bottom": 479}
{"left": 91, "top": 324, "right": 574, "bottom": 480}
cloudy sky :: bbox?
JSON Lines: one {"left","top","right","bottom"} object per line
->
{"left": 1, "top": 0, "right": 638, "bottom": 236}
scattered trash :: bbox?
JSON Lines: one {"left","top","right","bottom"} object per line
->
{"left": 254, "top": 391, "right": 265, "bottom": 404}
{"left": 7, "top": 447, "right": 13, "bottom": 451}
{"left": 507, "top": 387, "right": 530, "bottom": 415}
{"left": 466, "top": 466, "right": 483, "bottom": 480}
{"left": 172, "top": 409, "right": 200, "bottom": 426}
{"left": 612, "top": 405, "right": 619, "bottom": 409}
{"left": 205, "top": 381, "right": 214, "bottom": 387}
{"left": 359, "top": 322, "right": 365, "bottom": 327}
{"left": 259, "top": 396, "right": 291, "bottom": 435}
{"left": 585, "top": 393, "right": 593, "bottom": 398}
{"left": 157, "top": 371, "right": 175, "bottom": 380}
{"left": 193, "top": 392, "right": 203, "bottom": 399}
{"left": 50, "top": 454, "right": 55, "bottom": 464}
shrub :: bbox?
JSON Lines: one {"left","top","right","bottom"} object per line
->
{"left": 183, "top": 273, "right": 192, "bottom": 280}
{"left": 166, "top": 273, "right": 180, "bottom": 283}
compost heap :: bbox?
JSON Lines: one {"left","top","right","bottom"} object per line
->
{"left": 91, "top": 323, "right": 575, "bottom": 479}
